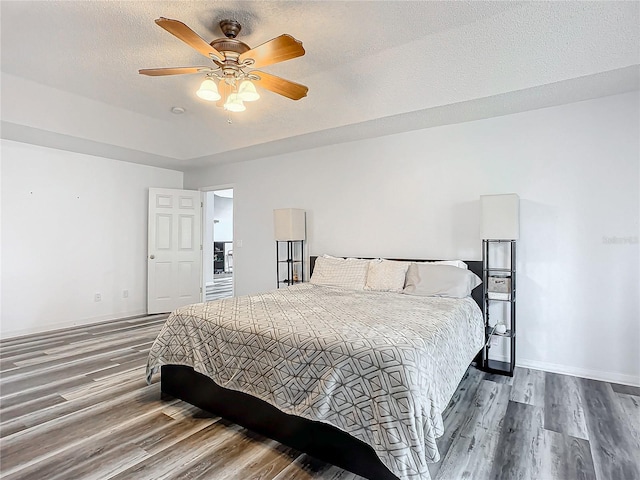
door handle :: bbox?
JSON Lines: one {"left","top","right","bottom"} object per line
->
{"left": 149, "top": 255, "right": 155, "bottom": 259}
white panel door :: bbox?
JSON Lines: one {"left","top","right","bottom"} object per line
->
{"left": 148, "top": 188, "right": 202, "bottom": 314}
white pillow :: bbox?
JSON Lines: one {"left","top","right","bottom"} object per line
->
{"left": 311, "top": 256, "right": 370, "bottom": 290}
{"left": 418, "top": 259, "right": 468, "bottom": 270}
{"left": 365, "top": 259, "right": 410, "bottom": 293}
{"left": 403, "top": 263, "right": 481, "bottom": 298}
{"left": 323, "top": 254, "right": 365, "bottom": 262}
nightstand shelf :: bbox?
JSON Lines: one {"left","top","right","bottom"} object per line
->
{"left": 481, "top": 239, "right": 517, "bottom": 377}
{"left": 483, "top": 359, "right": 513, "bottom": 375}
{"left": 276, "top": 240, "right": 304, "bottom": 287}
{"left": 485, "top": 327, "right": 515, "bottom": 338}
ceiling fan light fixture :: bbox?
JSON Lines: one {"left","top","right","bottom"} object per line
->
{"left": 224, "top": 93, "right": 246, "bottom": 112}
{"left": 196, "top": 78, "right": 221, "bottom": 101}
{"left": 238, "top": 80, "right": 260, "bottom": 102}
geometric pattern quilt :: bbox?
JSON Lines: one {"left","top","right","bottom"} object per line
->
{"left": 146, "top": 284, "right": 484, "bottom": 480}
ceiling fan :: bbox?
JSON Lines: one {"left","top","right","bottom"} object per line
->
{"left": 139, "top": 17, "right": 308, "bottom": 113}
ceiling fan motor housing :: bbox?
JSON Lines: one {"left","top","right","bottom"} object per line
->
{"left": 209, "top": 38, "right": 250, "bottom": 55}
{"left": 211, "top": 20, "right": 250, "bottom": 57}
{"left": 219, "top": 19, "right": 241, "bottom": 39}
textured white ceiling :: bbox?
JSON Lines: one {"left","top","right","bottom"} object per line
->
{"left": 1, "top": 1, "right": 638, "bottom": 171}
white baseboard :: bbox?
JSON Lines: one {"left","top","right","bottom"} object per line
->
{"left": 486, "top": 353, "right": 640, "bottom": 387}
{"left": 0, "top": 309, "right": 147, "bottom": 340}
{"left": 517, "top": 358, "right": 640, "bottom": 388}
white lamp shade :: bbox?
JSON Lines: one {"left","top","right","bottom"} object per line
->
{"left": 224, "top": 93, "right": 246, "bottom": 112}
{"left": 274, "top": 208, "right": 306, "bottom": 241}
{"left": 238, "top": 80, "right": 260, "bottom": 102}
{"left": 196, "top": 78, "right": 221, "bottom": 101}
{"left": 480, "top": 194, "right": 520, "bottom": 240}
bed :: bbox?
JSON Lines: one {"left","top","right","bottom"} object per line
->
{"left": 147, "top": 256, "right": 484, "bottom": 480}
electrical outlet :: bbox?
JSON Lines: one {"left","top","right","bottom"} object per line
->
{"left": 94, "top": 293, "right": 101, "bottom": 302}
{"left": 123, "top": 290, "right": 129, "bottom": 298}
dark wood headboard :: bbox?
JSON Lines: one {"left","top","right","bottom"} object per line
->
{"left": 309, "top": 256, "right": 483, "bottom": 311}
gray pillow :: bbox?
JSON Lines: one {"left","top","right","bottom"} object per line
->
{"left": 403, "top": 263, "right": 481, "bottom": 298}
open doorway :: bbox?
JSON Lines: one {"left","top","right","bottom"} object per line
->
{"left": 203, "top": 188, "right": 234, "bottom": 301}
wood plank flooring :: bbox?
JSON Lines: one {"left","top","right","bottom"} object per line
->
{"left": 206, "top": 274, "right": 234, "bottom": 302}
{"left": 1, "top": 315, "right": 639, "bottom": 480}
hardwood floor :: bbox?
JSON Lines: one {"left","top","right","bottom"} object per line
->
{"left": 206, "top": 274, "right": 234, "bottom": 302}
{"left": 1, "top": 314, "right": 638, "bottom": 480}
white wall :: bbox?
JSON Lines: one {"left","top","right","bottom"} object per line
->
{"left": 185, "top": 92, "right": 640, "bottom": 386}
{"left": 1, "top": 140, "right": 183, "bottom": 337}
{"left": 213, "top": 195, "right": 234, "bottom": 242}
{"left": 203, "top": 191, "right": 216, "bottom": 285}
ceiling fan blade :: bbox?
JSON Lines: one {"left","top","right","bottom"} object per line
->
{"left": 138, "top": 67, "right": 214, "bottom": 76}
{"left": 155, "top": 17, "right": 224, "bottom": 62}
{"left": 216, "top": 80, "right": 233, "bottom": 107}
{"left": 252, "top": 71, "right": 308, "bottom": 100}
{"left": 239, "top": 35, "right": 305, "bottom": 69}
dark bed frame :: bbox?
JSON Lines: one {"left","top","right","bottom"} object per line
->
{"left": 161, "top": 257, "right": 483, "bottom": 480}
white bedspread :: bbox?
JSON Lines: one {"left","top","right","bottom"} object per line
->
{"left": 146, "top": 284, "right": 483, "bottom": 480}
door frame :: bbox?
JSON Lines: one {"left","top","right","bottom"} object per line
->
{"left": 200, "top": 184, "right": 235, "bottom": 299}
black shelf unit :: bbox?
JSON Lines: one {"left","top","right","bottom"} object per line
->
{"left": 213, "top": 242, "right": 225, "bottom": 274}
{"left": 481, "top": 239, "right": 516, "bottom": 376}
{"left": 276, "top": 240, "right": 304, "bottom": 288}
{"left": 213, "top": 241, "right": 233, "bottom": 274}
